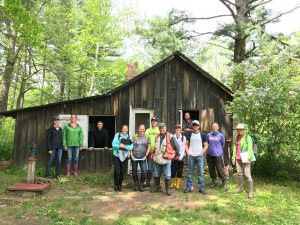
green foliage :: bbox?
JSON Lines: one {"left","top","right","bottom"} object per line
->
{"left": 0, "top": 117, "right": 15, "bottom": 160}
{"left": 228, "top": 49, "right": 300, "bottom": 178}
{"left": 135, "top": 9, "right": 200, "bottom": 64}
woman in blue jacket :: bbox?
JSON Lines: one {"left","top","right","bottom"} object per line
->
{"left": 112, "top": 125, "right": 133, "bottom": 191}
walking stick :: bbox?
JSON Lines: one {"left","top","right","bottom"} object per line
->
{"left": 226, "top": 139, "right": 234, "bottom": 179}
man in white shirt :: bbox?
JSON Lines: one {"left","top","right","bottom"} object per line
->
{"left": 184, "top": 120, "right": 208, "bottom": 194}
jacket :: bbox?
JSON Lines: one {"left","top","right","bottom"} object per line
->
{"left": 232, "top": 134, "right": 254, "bottom": 161}
{"left": 47, "top": 126, "right": 63, "bottom": 150}
{"left": 63, "top": 123, "right": 84, "bottom": 147}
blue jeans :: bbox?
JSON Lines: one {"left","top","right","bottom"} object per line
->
{"left": 45, "top": 148, "right": 62, "bottom": 177}
{"left": 146, "top": 154, "right": 153, "bottom": 172}
{"left": 186, "top": 155, "right": 205, "bottom": 191}
{"left": 132, "top": 159, "right": 147, "bottom": 183}
{"left": 153, "top": 162, "right": 171, "bottom": 179}
{"left": 66, "top": 147, "right": 79, "bottom": 164}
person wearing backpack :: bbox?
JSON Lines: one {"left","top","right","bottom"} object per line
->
{"left": 112, "top": 125, "right": 134, "bottom": 192}
{"left": 184, "top": 120, "right": 208, "bottom": 195}
{"left": 206, "top": 122, "right": 227, "bottom": 190}
{"left": 232, "top": 123, "right": 254, "bottom": 199}
{"left": 170, "top": 124, "right": 187, "bottom": 190}
{"left": 151, "top": 123, "right": 180, "bottom": 196}
{"left": 131, "top": 124, "right": 150, "bottom": 192}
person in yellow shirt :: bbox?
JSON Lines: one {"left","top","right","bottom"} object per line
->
{"left": 144, "top": 117, "right": 160, "bottom": 187}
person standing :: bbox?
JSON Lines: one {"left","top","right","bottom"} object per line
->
{"left": 63, "top": 115, "right": 84, "bottom": 176}
{"left": 170, "top": 124, "right": 187, "bottom": 190}
{"left": 112, "top": 125, "right": 133, "bottom": 192}
{"left": 206, "top": 122, "right": 227, "bottom": 190}
{"left": 131, "top": 124, "right": 150, "bottom": 192}
{"left": 151, "top": 123, "right": 180, "bottom": 196}
{"left": 88, "top": 121, "right": 109, "bottom": 149}
{"left": 232, "top": 123, "right": 254, "bottom": 199}
{"left": 45, "top": 116, "right": 63, "bottom": 180}
{"left": 144, "top": 117, "right": 160, "bottom": 187}
{"left": 184, "top": 120, "right": 208, "bottom": 194}
{"left": 182, "top": 112, "right": 193, "bottom": 136}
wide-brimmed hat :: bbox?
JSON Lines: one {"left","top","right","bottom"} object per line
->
{"left": 236, "top": 123, "right": 245, "bottom": 130}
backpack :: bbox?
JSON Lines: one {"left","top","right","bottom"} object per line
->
{"left": 152, "top": 132, "right": 175, "bottom": 160}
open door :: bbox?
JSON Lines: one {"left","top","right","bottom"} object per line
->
{"left": 200, "top": 108, "right": 214, "bottom": 133}
{"left": 129, "top": 106, "right": 153, "bottom": 137}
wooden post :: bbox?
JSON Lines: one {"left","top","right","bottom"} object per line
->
{"left": 27, "top": 157, "right": 36, "bottom": 183}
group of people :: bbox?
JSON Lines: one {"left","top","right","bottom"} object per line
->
{"left": 46, "top": 113, "right": 255, "bottom": 199}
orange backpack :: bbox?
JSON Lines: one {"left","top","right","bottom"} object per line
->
{"left": 151, "top": 132, "right": 175, "bottom": 160}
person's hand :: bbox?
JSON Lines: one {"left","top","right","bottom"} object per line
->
{"left": 199, "top": 150, "right": 205, "bottom": 157}
{"left": 131, "top": 155, "right": 135, "bottom": 161}
{"left": 142, "top": 156, "right": 147, "bottom": 161}
{"left": 119, "top": 143, "right": 125, "bottom": 149}
{"left": 64, "top": 147, "right": 68, "bottom": 151}
{"left": 246, "top": 160, "right": 251, "bottom": 164}
{"left": 232, "top": 160, "right": 235, "bottom": 165}
{"left": 48, "top": 150, "right": 52, "bottom": 154}
{"left": 186, "top": 150, "right": 190, "bottom": 156}
{"left": 178, "top": 156, "right": 183, "bottom": 161}
{"left": 104, "top": 147, "right": 109, "bottom": 150}
{"left": 79, "top": 147, "right": 83, "bottom": 151}
{"left": 88, "top": 147, "right": 93, "bottom": 151}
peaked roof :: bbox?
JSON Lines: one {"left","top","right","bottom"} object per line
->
{"left": 0, "top": 51, "right": 233, "bottom": 117}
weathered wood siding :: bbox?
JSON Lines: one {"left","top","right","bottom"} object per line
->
{"left": 9, "top": 54, "right": 233, "bottom": 170}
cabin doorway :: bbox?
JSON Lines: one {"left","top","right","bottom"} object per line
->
{"left": 129, "top": 107, "right": 154, "bottom": 137}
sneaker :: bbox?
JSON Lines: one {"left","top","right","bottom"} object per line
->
{"left": 199, "top": 189, "right": 208, "bottom": 195}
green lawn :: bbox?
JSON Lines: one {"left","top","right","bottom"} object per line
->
{"left": 0, "top": 168, "right": 299, "bottom": 225}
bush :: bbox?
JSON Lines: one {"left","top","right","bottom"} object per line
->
{"left": 228, "top": 58, "right": 300, "bottom": 180}
{"left": 0, "top": 117, "right": 15, "bottom": 161}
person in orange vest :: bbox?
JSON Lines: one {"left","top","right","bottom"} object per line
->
{"left": 151, "top": 123, "right": 180, "bottom": 196}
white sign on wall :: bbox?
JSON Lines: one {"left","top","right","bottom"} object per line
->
{"left": 59, "top": 115, "right": 89, "bottom": 149}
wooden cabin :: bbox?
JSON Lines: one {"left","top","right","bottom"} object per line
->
{"left": 0, "top": 51, "right": 234, "bottom": 172}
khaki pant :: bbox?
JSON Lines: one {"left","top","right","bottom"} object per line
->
{"left": 236, "top": 160, "right": 253, "bottom": 195}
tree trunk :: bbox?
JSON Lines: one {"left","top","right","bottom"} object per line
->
{"left": 16, "top": 78, "right": 26, "bottom": 109}
{"left": 0, "top": 21, "right": 17, "bottom": 112}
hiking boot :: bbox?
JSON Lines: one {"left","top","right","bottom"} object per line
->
{"left": 144, "top": 171, "right": 152, "bottom": 188}
{"left": 151, "top": 177, "right": 160, "bottom": 193}
{"left": 139, "top": 184, "right": 144, "bottom": 192}
{"left": 210, "top": 178, "right": 217, "bottom": 188}
{"left": 165, "top": 179, "right": 172, "bottom": 196}
{"left": 248, "top": 179, "right": 254, "bottom": 199}
{"left": 133, "top": 177, "right": 139, "bottom": 191}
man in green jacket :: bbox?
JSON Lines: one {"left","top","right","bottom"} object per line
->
{"left": 232, "top": 123, "right": 254, "bottom": 199}
{"left": 63, "top": 115, "right": 84, "bottom": 176}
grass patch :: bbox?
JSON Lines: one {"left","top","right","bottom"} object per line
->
{"left": 0, "top": 168, "right": 299, "bottom": 225}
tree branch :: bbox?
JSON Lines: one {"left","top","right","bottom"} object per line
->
{"left": 247, "top": 0, "right": 273, "bottom": 13}
{"left": 219, "top": 0, "right": 236, "bottom": 18}
{"left": 260, "top": 4, "right": 300, "bottom": 26}
{"left": 169, "top": 14, "right": 232, "bottom": 26}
